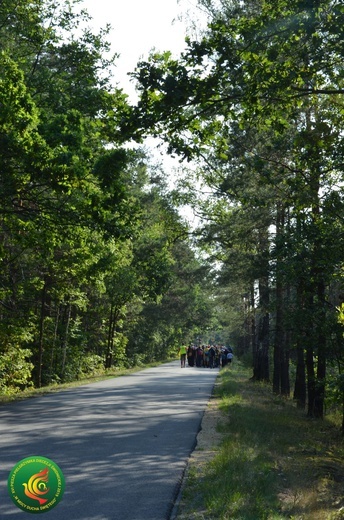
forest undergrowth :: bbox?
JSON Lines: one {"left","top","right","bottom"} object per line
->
{"left": 176, "top": 363, "right": 344, "bottom": 520}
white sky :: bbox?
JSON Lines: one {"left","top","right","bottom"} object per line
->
{"left": 80, "top": 0, "right": 207, "bottom": 226}
{"left": 81, "top": 0, "right": 206, "bottom": 100}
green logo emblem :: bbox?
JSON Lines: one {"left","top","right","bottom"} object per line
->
{"left": 8, "top": 456, "right": 65, "bottom": 514}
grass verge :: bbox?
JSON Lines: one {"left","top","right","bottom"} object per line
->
{"left": 177, "top": 363, "right": 344, "bottom": 520}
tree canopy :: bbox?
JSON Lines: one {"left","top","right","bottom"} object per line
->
{"left": 128, "top": 0, "right": 344, "bottom": 422}
{"left": 0, "top": 0, "right": 216, "bottom": 393}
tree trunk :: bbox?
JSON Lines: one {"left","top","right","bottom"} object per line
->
{"left": 294, "top": 341, "right": 306, "bottom": 408}
{"left": 105, "top": 304, "right": 114, "bottom": 369}
{"left": 273, "top": 294, "right": 282, "bottom": 394}
{"left": 293, "top": 275, "right": 307, "bottom": 408}
{"left": 49, "top": 303, "right": 60, "bottom": 378}
{"left": 281, "top": 285, "right": 291, "bottom": 396}
{"left": 252, "top": 222, "right": 270, "bottom": 382}
{"left": 250, "top": 284, "right": 257, "bottom": 371}
{"left": 37, "top": 279, "right": 48, "bottom": 388}
{"left": 61, "top": 302, "right": 72, "bottom": 378}
{"left": 256, "top": 246, "right": 270, "bottom": 382}
{"left": 306, "top": 339, "right": 316, "bottom": 417}
{"left": 260, "top": 311, "right": 270, "bottom": 381}
{"left": 313, "top": 279, "right": 326, "bottom": 418}
{"left": 273, "top": 204, "right": 288, "bottom": 394}
{"left": 281, "top": 346, "right": 290, "bottom": 396}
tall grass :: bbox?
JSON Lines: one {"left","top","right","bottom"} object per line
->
{"left": 177, "top": 363, "right": 344, "bottom": 520}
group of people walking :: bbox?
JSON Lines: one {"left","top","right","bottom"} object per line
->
{"left": 178, "top": 344, "right": 234, "bottom": 368}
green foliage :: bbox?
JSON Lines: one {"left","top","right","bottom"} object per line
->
{"left": 126, "top": 240, "right": 216, "bottom": 361}
{"left": 75, "top": 354, "right": 105, "bottom": 380}
{"left": 0, "top": 346, "right": 33, "bottom": 395}
{"left": 111, "top": 333, "right": 128, "bottom": 368}
{"left": 0, "top": 0, "right": 214, "bottom": 392}
{"left": 326, "top": 371, "right": 344, "bottom": 409}
{"left": 129, "top": 0, "right": 344, "bottom": 415}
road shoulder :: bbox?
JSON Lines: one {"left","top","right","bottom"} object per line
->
{"left": 171, "top": 386, "right": 226, "bottom": 519}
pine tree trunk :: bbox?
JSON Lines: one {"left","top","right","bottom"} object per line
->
{"left": 49, "top": 303, "right": 60, "bottom": 378}
{"left": 61, "top": 302, "right": 71, "bottom": 378}
{"left": 257, "top": 261, "right": 270, "bottom": 381}
{"left": 293, "top": 278, "right": 307, "bottom": 409}
{"left": 105, "top": 305, "right": 114, "bottom": 369}
{"left": 306, "top": 342, "right": 316, "bottom": 417}
{"left": 281, "top": 286, "right": 291, "bottom": 396}
{"left": 260, "top": 312, "right": 270, "bottom": 381}
{"left": 273, "top": 205, "right": 285, "bottom": 394}
{"left": 281, "top": 346, "right": 290, "bottom": 396}
{"left": 313, "top": 279, "right": 326, "bottom": 418}
{"left": 37, "top": 280, "right": 48, "bottom": 388}
{"left": 294, "top": 341, "right": 306, "bottom": 409}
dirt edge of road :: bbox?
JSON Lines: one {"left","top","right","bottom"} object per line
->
{"left": 170, "top": 382, "right": 225, "bottom": 519}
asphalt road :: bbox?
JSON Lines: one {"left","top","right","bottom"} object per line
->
{"left": 0, "top": 361, "right": 219, "bottom": 520}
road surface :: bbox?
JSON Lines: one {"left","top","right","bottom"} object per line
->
{"left": 0, "top": 361, "right": 219, "bottom": 519}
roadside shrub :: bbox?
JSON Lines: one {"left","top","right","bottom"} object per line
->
{"left": 0, "top": 346, "right": 33, "bottom": 394}
{"left": 61, "top": 353, "right": 105, "bottom": 382}
{"left": 80, "top": 354, "right": 105, "bottom": 377}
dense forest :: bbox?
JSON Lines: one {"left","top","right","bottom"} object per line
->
{"left": 1, "top": 0, "right": 344, "bottom": 429}
{"left": 0, "top": 0, "right": 217, "bottom": 393}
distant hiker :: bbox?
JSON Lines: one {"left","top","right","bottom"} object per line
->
{"left": 227, "top": 351, "right": 234, "bottom": 364}
{"left": 187, "top": 345, "right": 195, "bottom": 367}
{"left": 204, "top": 346, "right": 210, "bottom": 368}
{"left": 221, "top": 349, "right": 228, "bottom": 368}
{"left": 208, "top": 346, "right": 216, "bottom": 368}
{"left": 179, "top": 345, "right": 187, "bottom": 368}
{"left": 196, "top": 346, "right": 204, "bottom": 367}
